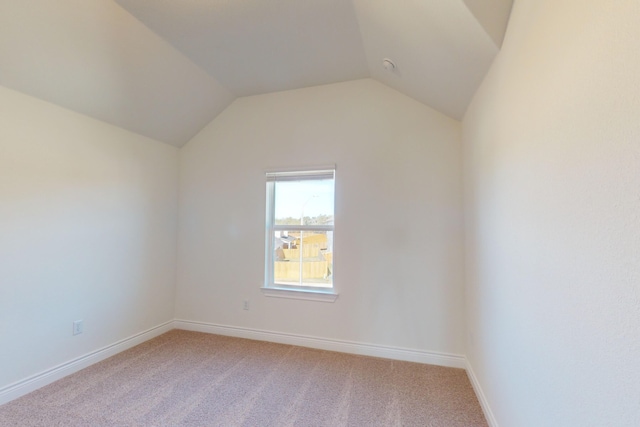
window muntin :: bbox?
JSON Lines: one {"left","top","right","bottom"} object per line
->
{"left": 265, "top": 169, "right": 335, "bottom": 293}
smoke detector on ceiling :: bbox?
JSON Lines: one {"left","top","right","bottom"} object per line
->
{"left": 382, "top": 58, "right": 397, "bottom": 71}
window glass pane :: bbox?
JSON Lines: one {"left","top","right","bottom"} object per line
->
{"left": 274, "top": 179, "right": 334, "bottom": 226}
{"left": 273, "top": 230, "right": 333, "bottom": 288}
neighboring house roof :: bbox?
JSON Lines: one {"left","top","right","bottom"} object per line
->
{"left": 275, "top": 235, "right": 297, "bottom": 248}
{"left": 297, "top": 234, "right": 328, "bottom": 246}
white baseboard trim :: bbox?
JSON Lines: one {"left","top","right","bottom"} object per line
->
{"left": 465, "top": 359, "right": 499, "bottom": 427}
{"left": 1, "top": 319, "right": 475, "bottom": 409}
{"left": 173, "top": 319, "right": 466, "bottom": 369}
{"left": 0, "top": 321, "right": 174, "bottom": 406}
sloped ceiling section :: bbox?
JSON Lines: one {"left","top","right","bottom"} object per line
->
{"left": 0, "top": 0, "right": 234, "bottom": 147}
{"left": 353, "top": 0, "right": 502, "bottom": 119}
{"left": 114, "top": 0, "right": 371, "bottom": 96}
{"left": 0, "top": 0, "right": 512, "bottom": 147}
{"left": 462, "top": 0, "right": 514, "bottom": 47}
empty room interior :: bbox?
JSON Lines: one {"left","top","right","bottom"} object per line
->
{"left": 1, "top": 0, "right": 638, "bottom": 426}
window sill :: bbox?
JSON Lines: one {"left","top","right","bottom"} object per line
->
{"left": 260, "top": 286, "right": 339, "bottom": 302}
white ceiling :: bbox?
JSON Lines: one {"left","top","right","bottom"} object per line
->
{"left": 353, "top": 0, "right": 500, "bottom": 120}
{"left": 114, "top": 0, "right": 370, "bottom": 96}
{"left": 0, "top": 0, "right": 513, "bottom": 147}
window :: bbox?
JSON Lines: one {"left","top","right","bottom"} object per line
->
{"left": 263, "top": 167, "right": 337, "bottom": 302}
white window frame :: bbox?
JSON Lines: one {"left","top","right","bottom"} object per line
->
{"left": 262, "top": 166, "right": 338, "bottom": 302}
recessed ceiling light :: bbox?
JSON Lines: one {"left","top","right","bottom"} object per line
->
{"left": 382, "top": 58, "right": 397, "bottom": 71}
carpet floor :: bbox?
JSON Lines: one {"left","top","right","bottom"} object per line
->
{"left": 0, "top": 330, "right": 488, "bottom": 426}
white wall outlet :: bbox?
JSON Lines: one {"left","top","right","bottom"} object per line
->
{"left": 73, "top": 320, "right": 84, "bottom": 335}
{"left": 243, "top": 300, "right": 249, "bottom": 310}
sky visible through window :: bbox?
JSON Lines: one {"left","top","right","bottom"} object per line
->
{"left": 274, "top": 179, "right": 334, "bottom": 222}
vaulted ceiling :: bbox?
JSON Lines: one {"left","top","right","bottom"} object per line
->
{"left": 0, "top": 0, "right": 512, "bottom": 147}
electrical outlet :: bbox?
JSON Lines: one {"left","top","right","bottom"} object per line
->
{"left": 243, "top": 300, "right": 249, "bottom": 310}
{"left": 73, "top": 320, "right": 84, "bottom": 336}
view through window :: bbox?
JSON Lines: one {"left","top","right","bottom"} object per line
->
{"left": 265, "top": 169, "right": 335, "bottom": 291}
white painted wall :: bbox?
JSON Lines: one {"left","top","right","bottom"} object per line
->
{"left": 0, "top": 85, "right": 178, "bottom": 390}
{"left": 463, "top": 1, "right": 640, "bottom": 425}
{"left": 177, "top": 79, "right": 465, "bottom": 356}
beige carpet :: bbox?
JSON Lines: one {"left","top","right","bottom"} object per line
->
{"left": 0, "top": 330, "right": 487, "bottom": 426}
